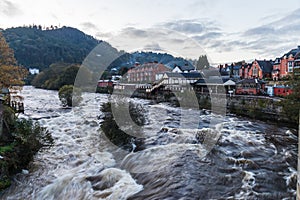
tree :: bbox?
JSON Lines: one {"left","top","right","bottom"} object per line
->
{"left": 280, "top": 76, "right": 300, "bottom": 124}
{"left": 0, "top": 32, "right": 27, "bottom": 89}
{"left": 59, "top": 64, "right": 80, "bottom": 86}
{"left": 119, "top": 67, "right": 129, "bottom": 76}
{"left": 58, "top": 85, "right": 82, "bottom": 107}
{"left": 196, "top": 55, "right": 210, "bottom": 70}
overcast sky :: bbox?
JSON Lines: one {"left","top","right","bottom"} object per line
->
{"left": 1, "top": 0, "right": 300, "bottom": 64}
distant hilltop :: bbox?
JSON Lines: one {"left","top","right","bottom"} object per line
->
{"left": 2, "top": 26, "right": 102, "bottom": 70}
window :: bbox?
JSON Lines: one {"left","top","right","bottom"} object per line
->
{"left": 253, "top": 67, "right": 258, "bottom": 77}
{"left": 288, "top": 62, "right": 293, "bottom": 72}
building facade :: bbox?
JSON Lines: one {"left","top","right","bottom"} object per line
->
{"left": 127, "top": 62, "right": 171, "bottom": 83}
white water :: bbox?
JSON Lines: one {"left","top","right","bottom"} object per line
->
{"left": 1, "top": 86, "right": 297, "bottom": 200}
{"left": 3, "top": 86, "right": 142, "bottom": 200}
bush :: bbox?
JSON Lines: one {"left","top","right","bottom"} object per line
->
{"left": 0, "top": 118, "right": 53, "bottom": 190}
{"left": 58, "top": 85, "right": 82, "bottom": 107}
{"left": 100, "top": 102, "right": 145, "bottom": 151}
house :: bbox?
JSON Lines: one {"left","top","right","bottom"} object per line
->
{"left": 97, "top": 80, "right": 114, "bottom": 93}
{"left": 273, "top": 85, "right": 293, "bottom": 97}
{"left": 248, "top": 60, "right": 273, "bottom": 79}
{"left": 172, "top": 64, "right": 195, "bottom": 73}
{"left": 272, "top": 46, "right": 300, "bottom": 79}
{"left": 239, "top": 63, "right": 252, "bottom": 79}
{"left": 293, "top": 51, "right": 300, "bottom": 77}
{"left": 272, "top": 58, "right": 281, "bottom": 80}
{"left": 232, "top": 65, "right": 242, "bottom": 78}
{"left": 97, "top": 80, "right": 114, "bottom": 88}
{"left": 235, "top": 79, "right": 266, "bottom": 95}
{"left": 160, "top": 72, "right": 203, "bottom": 85}
{"left": 127, "top": 62, "right": 171, "bottom": 83}
{"left": 193, "top": 77, "right": 235, "bottom": 94}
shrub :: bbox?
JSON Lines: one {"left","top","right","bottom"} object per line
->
{"left": 58, "top": 85, "right": 82, "bottom": 107}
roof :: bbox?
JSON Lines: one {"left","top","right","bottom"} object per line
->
{"left": 282, "top": 46, "right": 300, "bottom": 58}
{"left": 233, "top": 65, "right": 242, "bottom": 70}
{"left": 236, "top": 79, "right": 265, "bottom": 84}
{"left": 223, "top": 80, "right": 236, "bottom": 86}
{"left": 131, "top": 63, "right": 170, "bottom": 70}
{"left": 274, "top": 85, "right": 291, "bottom": 89}
{"left": 201, "top": 69, "right": 221, "bottom": 77}
{"left": 273, "top": 58, "right": 281, "bottom": 64}
{"left": 175, "top": 65, "right": 195, "bottom": 71}
{"left": 165, "top": 72, "right": 203, "bottom": 79}
{"left": 256, "top": 60, "right": 273, "bottom": 73}
{"left": 193, "top": 77, "right": 234, "bottom": 85}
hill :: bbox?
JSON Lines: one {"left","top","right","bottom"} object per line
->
{"left": 2, "top": 26, "right": 101, "bottom": 70}
{"left": 108, "top": 51, "right": 195, "bottom": 71}
{"left": 2, "top": 26, "right": 196, "bottom": 76}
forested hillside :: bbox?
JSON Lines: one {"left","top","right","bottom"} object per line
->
{"left": 2, "top": 26, "right": 101, "bottom": 70}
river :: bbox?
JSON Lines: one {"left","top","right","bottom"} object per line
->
{"left": 0, "top": 86, "right": 298, "bottom": 199}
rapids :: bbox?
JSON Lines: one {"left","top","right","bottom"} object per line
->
{"left": 0, "top": 86, "right": 297, "bottom": 199}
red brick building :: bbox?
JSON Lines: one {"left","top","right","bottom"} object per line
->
{"left": 239, "top": 63, "right": 251, "bottom": 79}
{"left": 248, "top": 60, "right": 273, "bottom": 79}
{"left": 235, "top": 79, "right": 266, "bottom": 95}
{"left": 272, "top": 46, "right": 300, "bottom": 80}
{"left": 127, "top": 62, "right": 171, "bottom": 83}
{"left": 97, "top": 80, "right": 114, "bottom": 87}
{"left": 273, "top": 86, "right": 293, "bottom": 97}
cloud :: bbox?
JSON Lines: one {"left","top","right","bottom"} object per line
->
{"left": 80, "top": 22, "right": 98, "bottom": 31}
{"left": 193, "top": 32, "right": 223, "bottom": 42}
{"left": 95, "top": 31, "right": 113, "bottom": 39}
{"left": 244, "top": 26, "right": 275, "bottom": 36}
{"left": 201, "top": 7, "right": 300, "bottom": 61}
{"left": 107, "top": 27, "right": 207, "bottom": 59}
{"left": 0, "top": 0, "right": 22, "bottom": 17}
{"left": 163, "top": 21, "right": 204, "bottom": 34}
{"left": 121, "top": 27, "right": 148, "bottom": 38}
{"left": 160, "top": 19, "right": 220, "bottom": 35}
{"left": 144, "top": 42, "right": 163, "bottom": 51}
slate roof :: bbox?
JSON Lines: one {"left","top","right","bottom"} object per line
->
{"left": 236, "top": 79, "right": 265, "bottom": 85}
{"left": 175, "top": 65, "right": 195, "bottom": 71}
{"left": 193, "top": 77, "right": 235, "bottom": 85}
{"left": 233, "top": 65, "right": 242, "bottom": 70}
{"left": 256, "top": 60, "right": 273, "bottom": 73}
{"left": 165, "top": 72, "right": 203, "bottom": 79}
{"left": 282, "top": 46, "right": 300, "bottom": 58}
{"left": 273, "top": 58, "right": 281, "bottom": 64}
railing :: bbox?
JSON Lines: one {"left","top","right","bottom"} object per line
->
{"left": 9, "top": 101, "right": 24, "bottom": 113}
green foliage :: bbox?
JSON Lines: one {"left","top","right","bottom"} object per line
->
{"left": 12, "top": 119, "right": 53, "bottom": 152}
{"left": 0, "top": 143, "right": 14, "bottom": 154}
{"left": 32, "top": 63, "right": 92, "bottom": 90}
{"left": 0, "top": 118, "right": 53, "bottom": 191}
{"left": 58, "top": 85, "right": 82, "bottom": 107}
{"left": 280, "top": 77, "right": 300, "bottom": 123}
{"left": 100, "top": 102, "right": 145, "bottom": 151}
{"left": 0, "top": 178, "right": 11, "bottom": 190}
{"left": 196, "top": 55, "right": 210, "bottom": 70}
{"left": 2, "top": 26, "right": 101, "bottom": 70}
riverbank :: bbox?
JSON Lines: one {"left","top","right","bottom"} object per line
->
{"left": 0, "top": 107, "right": 53, "bottom": 191}
{"left": 112, "top": 88, "right": 298, "bottom": 129}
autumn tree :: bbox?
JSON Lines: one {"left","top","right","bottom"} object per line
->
{"left": 0, "top": 32, "right": 27, "bottom": 89}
